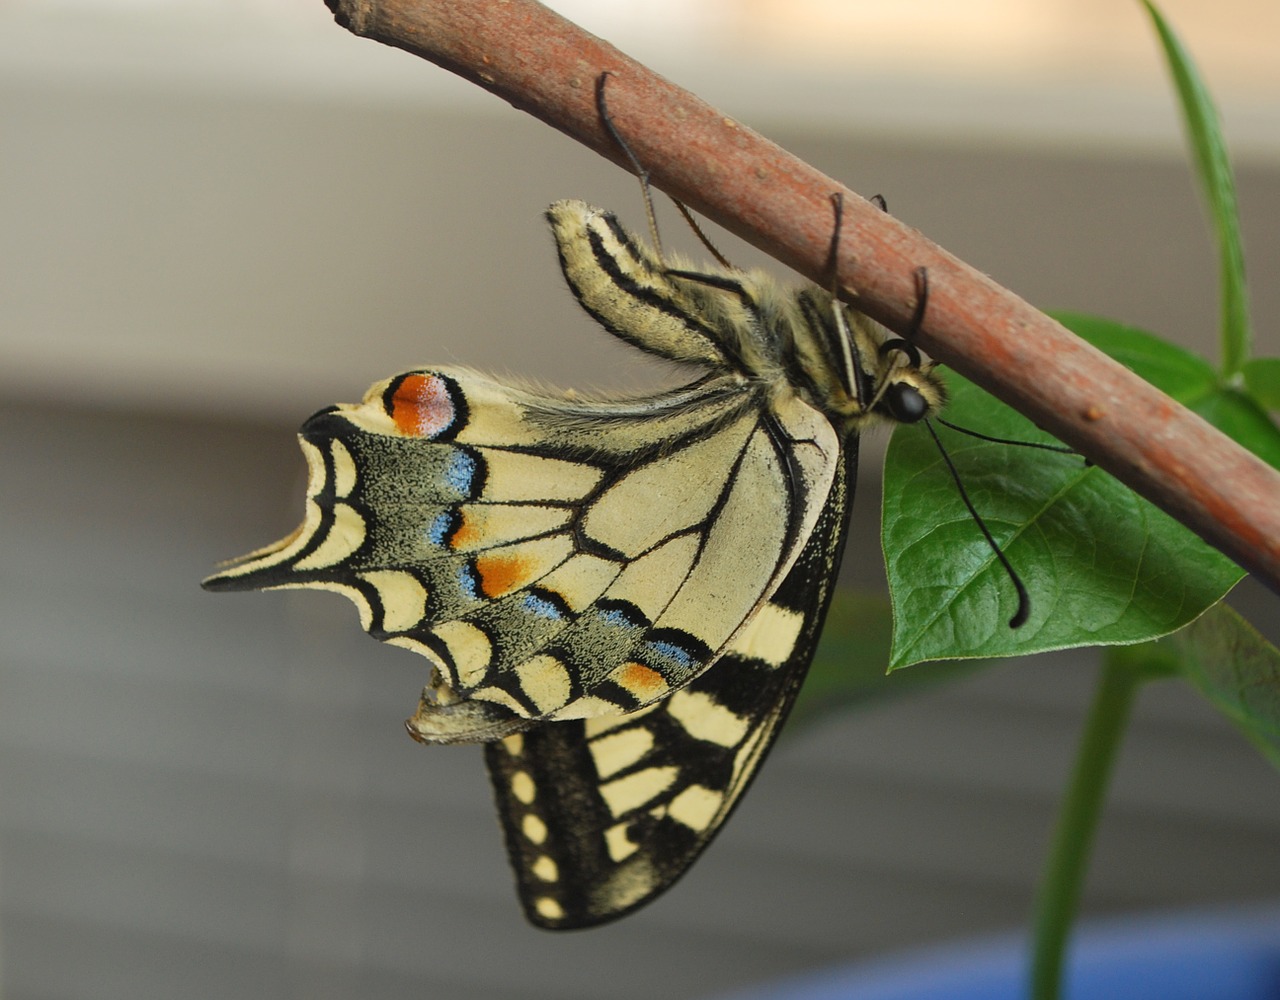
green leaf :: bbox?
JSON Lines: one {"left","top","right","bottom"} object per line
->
{"left": 1140, "top": 0, "right": 1252, "bottom": 375}
{"left": 883, "top": 315, "right": 1245, "bottom": 670}
{"left": 1192, "top": 389, "right": 1280, "bottom": 470}
{"left": 791, "top": 590, "right": 982, "bottom": 728}
{"left": 1170, "top": 603, "right": 1280, "bottom": 769}
{"left": 1243, "top": 358, "right": 1280, "bottom": 410}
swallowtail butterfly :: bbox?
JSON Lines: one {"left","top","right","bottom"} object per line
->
{"left": 205, "top": 188, "right": 961, "bottom": 927}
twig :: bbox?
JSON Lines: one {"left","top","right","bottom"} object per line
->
{"left": 325, "top": 0, "right": 1280, "bottom": 594}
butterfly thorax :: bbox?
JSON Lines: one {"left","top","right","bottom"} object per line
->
{"left": 704, "top": 273, "right": 949, "bottom": 441}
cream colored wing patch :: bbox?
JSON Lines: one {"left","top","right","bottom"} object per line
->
{"left": 483, "top": 454, "right": 851, "bottom": 928}
{"left": 204, "top": 367, "right": 838, "bottom": 747}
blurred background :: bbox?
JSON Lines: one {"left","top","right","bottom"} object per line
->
{"left": 1, "top": 1, "right": 1278, "bottom": 997}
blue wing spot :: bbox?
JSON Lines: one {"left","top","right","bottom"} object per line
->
{"left": 445, "top": 451, "right": 478, "bottom": 495}
{"left": 595, "top": 599, "right": 648, "bottom": 631}
{"left": 457, "top": 562, "right": 481, "bottom": 600}
{"left": 646, "top": 640, "right": 699, "bottom": 671}
{"left": 640, "top": 628, "right": 713, "bottom": 676}
{"left": 427, "top": 510, "right": 456, "bottom": 547}
{"left": 523, "top": 590, "right": 567, "bottom": 621}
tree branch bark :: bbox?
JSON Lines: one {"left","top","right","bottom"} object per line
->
{"left": 325, "top": 0, "right": 1280, "bottom": 595}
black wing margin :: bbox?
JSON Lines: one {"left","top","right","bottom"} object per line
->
{"left": 483, "top": 442, "right": 857, "bottom": 929}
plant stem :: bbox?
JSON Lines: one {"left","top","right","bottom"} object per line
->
{"left": 1029, "top": 652, "right": 1142, "bottom": 1000}
{"left": 1140, "top": 0, "right": 1252, "bottom": 377}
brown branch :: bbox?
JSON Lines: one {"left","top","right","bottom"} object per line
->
{"left": 325, "top": 0, "right": 1280, "bottom": 595}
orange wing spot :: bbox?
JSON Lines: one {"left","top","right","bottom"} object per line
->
{"left": 474, "top": 552, "right": 533, "bottom": 598}
{"left": 450, "top": 510, "right": 481, "bottom": 550}
{"left": 389, "top": 373, "right": 456, "bottom": 438}
{"left": 614, "top": 662, "right": 668, "bottom": 700}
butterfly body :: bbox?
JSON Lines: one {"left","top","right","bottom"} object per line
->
{"left": 205, "top": 199, "right": 945, "bottom": 927}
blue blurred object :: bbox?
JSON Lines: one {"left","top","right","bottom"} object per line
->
{"left": 717, "top": 906, "right": 1280, "bottom": 1000}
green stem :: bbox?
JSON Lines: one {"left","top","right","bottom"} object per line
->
{"left": 1029, "top": 652, "right": 1142, "bottom": 1000}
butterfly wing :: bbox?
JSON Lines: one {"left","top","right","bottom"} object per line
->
{"left": 484, "top": 447, "right": 854, "bottom": 927}
{"left": 204, "top": 366, "right": 841, "bottom": 745}
{"left": 204, "top": 197, "right": 868, "bottom": 926}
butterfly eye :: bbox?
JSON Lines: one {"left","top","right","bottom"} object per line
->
{"left": 884, "top": 382, "right": 928, "bottom": 423}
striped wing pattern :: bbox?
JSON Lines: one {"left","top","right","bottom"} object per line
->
{"left": 485, "top": 452, "right": 852, "bottom": 927}
{"left": 205, "top": 364, "right": 844, "bottom": 925}
{"left": 205, "top": 197, "right": 940, "bottom": 926}
{"left": 205, "top": 364, "right": 838, "bottom": 746}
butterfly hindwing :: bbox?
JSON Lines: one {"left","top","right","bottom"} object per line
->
{"left": 485, "top": 447, "right": 854, "bottom": 928}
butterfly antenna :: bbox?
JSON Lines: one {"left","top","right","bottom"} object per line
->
{"left": 922, "top": 418, "right": 1029, "bottom": 629}
{"left": 863, "top": 264, "right": 929, "bottom": 413}
{"left": 904, "top": 266, "right": 1028, "bottom": 627}
{"left": 935, "top": 418, "right": 1079, "bottom": 456}
{"left": 907, "top": 265, "right": 929, "bottom": 339}
{"left": 909, "top": 270, "right": 1079, "bottom": 459}
{"left": 596, "top": 72, "right": 666, "bottom": 265}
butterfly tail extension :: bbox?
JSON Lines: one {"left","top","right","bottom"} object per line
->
{"left": 200, "top": 370, "right": 559, "bottom": 744}
{"left": 483, "top": 444, "right": 857, "bottom": 928}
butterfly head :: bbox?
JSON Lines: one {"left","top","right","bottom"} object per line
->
{"left": 815, "top": 319, "right": 948, "bottom": 433}
{"left": 788, "top": 294, "right": 946, "bottom": 433}
{"left": 865, "top": 336, "right": 948, "bottom": 428}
